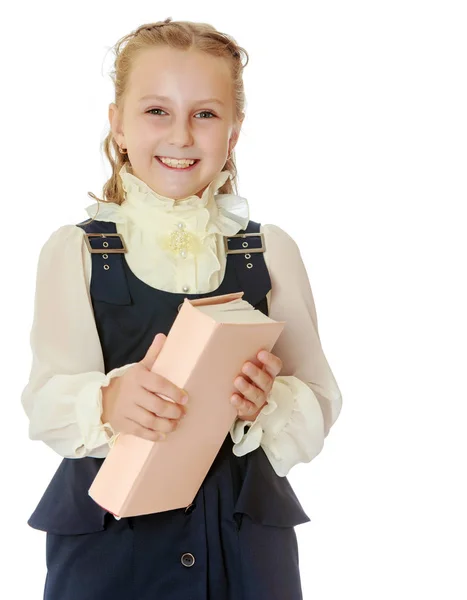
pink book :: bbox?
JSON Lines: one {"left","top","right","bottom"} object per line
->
{"left": 88, "top": 292, "right": 285, "bottom": 518}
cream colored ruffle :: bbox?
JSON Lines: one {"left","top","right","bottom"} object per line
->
{"left": 84, "top": 164, "right": 250, "bottom": 293}
{"left": 229, "top": 376, "right": 326, "bottom": 477}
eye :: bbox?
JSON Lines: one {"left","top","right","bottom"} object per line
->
{"left": 146, "top": 109, "right": 216, "bottom": 118}
{"left": 195, "top": 111, "right": 215, "bottom": 119}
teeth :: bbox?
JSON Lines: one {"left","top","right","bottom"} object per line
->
{"left": 159, "top": 157, "right": 196, "bottom": 168}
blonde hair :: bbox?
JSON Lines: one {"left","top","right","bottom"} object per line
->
{"left": 87, "top": 17, "right": 249, "bottom": 210}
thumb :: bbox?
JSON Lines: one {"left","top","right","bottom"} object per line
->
{"left": 140, "top": 333, "right": 166, "bottom": 371}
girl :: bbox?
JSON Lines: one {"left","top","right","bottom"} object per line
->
{"left": 21, "top": 18, "right": 342, "bottom": 600}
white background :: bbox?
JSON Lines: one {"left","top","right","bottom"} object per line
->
{"left": 1, "top": 1, "right": 466, "bottom": 598}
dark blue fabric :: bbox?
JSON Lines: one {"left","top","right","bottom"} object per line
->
{"left": 30, "top": 218, "right": 310, "bottom": 599}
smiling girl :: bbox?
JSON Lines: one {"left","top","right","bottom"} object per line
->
{"left": 21, "top": 17, "right": 342, "bottom": 600}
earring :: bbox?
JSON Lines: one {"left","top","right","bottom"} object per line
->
{"left": 118, "top": 145, "right": 127, "bottom": 155}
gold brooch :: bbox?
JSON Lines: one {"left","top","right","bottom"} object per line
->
{"left": 161, "top": 221, "right": 202, "bottom": 259}
{"left": 169, "top": 224, "right": 192, "bottom": 258}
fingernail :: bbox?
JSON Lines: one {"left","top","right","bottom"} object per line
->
{"left": 181, "top": 395, "right": 188, "bottom": 405}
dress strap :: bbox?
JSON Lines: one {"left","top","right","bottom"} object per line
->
{"left": 76, "top": 220, "right": 132, "bottom": 305}
{"left": 226, "top": 220, "right": 271, "bottom": 309}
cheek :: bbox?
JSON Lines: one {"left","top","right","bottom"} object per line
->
{"left": 197, "top": 124, "right": 230, "bottom": 149}
{"left": 134, "top": 117, "right": 163, "bottom": 137}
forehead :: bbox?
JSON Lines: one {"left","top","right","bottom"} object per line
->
{"left": 127, "top": 46, "right": 233, "bottom": 104}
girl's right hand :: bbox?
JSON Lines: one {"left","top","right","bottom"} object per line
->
{"left": 101, "top": 333, "right": 188, "bottom": 442}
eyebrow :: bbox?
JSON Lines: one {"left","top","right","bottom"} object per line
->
{"left": 139, "top": 94, "right": 225, "bottom": 107}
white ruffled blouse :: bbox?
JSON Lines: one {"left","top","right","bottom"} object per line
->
{"left": 21, "top": 163, "right": 342, "bottom": 477}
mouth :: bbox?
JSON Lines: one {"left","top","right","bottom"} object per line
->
{"left": 155, "top": 156, "right": 200, "bottom": 171}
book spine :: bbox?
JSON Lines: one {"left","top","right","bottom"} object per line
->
{"left": 121, "top": 304, "right": 217, "bottom": 513}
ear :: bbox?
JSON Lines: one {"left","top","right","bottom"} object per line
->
{"left": 108, "top": 103, "right": 125, "bottom": 148}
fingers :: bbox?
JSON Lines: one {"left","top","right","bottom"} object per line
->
{"left": 138, "top": 368, "right": 188, "bottom": 407}
{"left": 136, "top": 386, "right": 186, "bottom": 421}
{"left": 231, "top": 374, "right": 267, "bottom": 421}
{"left": 231, "top": 393, "right": 260, "bottom": 419}
{"left": 241, "top": 361, "right": 273, "bottom": 395}
{"left": 124, "top": 416, "right": 171, "bottom": 443}
{"left": 140, "top": 333, "right": 166, "bottom": 370}
{"left": 109, "top": 362, "right": 188, "bottom": 442}
{"left": 130, "top": 404, "right": 182, "bottom": 436}
{"left": 230, "top": 351, "right": 282, "bottom": 420}
{"left": 233, "top": 375, "right": 265, "bottom": 409}
{"left": 257, "top": 350, "right": 283, "bottom": 378}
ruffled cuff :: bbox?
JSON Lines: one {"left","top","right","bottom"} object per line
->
{"left": 74, "top": 363, "right": 137, "bottom": 456}
{"left": 229, "top": 376, "right": 325, "bottom": 477}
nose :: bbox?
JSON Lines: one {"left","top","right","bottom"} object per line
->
{"left": 167, "top": 116, "right": 194, "bottom": 149}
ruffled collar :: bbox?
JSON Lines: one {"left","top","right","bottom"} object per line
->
{"left": 120, "top": 163, "right": 230, "bottom": 210}
{"left": 85, "top": 163, "right": 249, "bottom": 237}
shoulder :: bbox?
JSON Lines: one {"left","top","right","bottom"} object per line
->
{"left": 259, "top": 223, "right": 311, "bottom": 285}
{"left": 38, "top": 224, "right": 87, "bottom": 264}
{"left": 41, "top": 223, "right": 85, "bottom": 244}
{"left": 260, "top": 223, "right": 301, "bottom": 257}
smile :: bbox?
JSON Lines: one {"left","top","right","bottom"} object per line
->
{"left": 155, "top": 156, "right": 200, "bottom": 170}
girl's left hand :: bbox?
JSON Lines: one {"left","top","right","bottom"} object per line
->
{"left": 230, "top": 350, "right": 283, "bottom": 421}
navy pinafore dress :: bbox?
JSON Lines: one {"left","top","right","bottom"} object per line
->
{"left": 28, "top": 218, "right": 311, "bottom": 600}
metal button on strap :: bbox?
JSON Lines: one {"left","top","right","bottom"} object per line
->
{"left": 246, "top": 263, "right": 253, "bottom": 269}
{"left": 104, "top": 264, "right": 110, "bottom": 270}
{"left": 245, "top": 253, "right": 251, "bottom": 259}
{"left": 181, "top": 553, "right": 195, "bottom": 567}
{"left": 242, "top": 241, "right": 248, "bottom": 248}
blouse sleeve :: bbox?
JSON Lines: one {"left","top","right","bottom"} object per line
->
{"left": 230, "top": 224, "right": 342, "bottom": 476}
{"left": 20, "top": 225, "right": 136, "bottom": 459}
